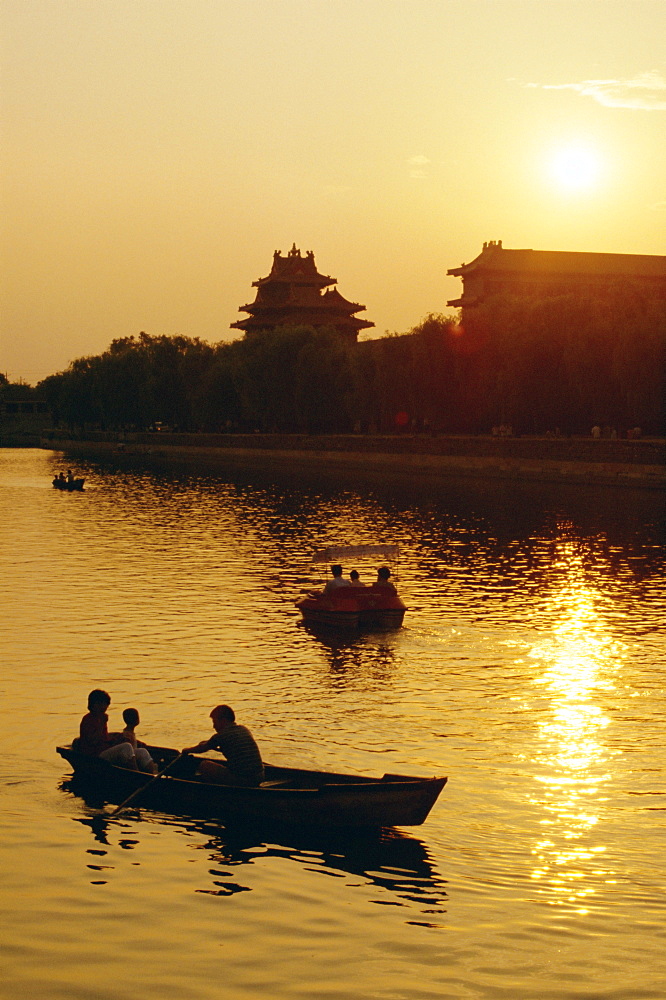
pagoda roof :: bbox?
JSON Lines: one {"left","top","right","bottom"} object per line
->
{"left": 320, "top": 287, "right": 366, "bottom": 313}
{"left": 254, "top": 244, "right": 335, "bottom": 289}
{"left": 448, "top": 242, "right": 666, "bottom": 278}
{"left": 231, "top": 302, "right": 374, "bottom": 332}
{"left": 232, "top": 246, "right": 374, "bottom": 338}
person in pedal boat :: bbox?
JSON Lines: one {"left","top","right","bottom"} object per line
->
{"left": 371, "top": 566, "right": 398, "bottom": 594}
{"left": 323, "top": 563, "right": 352, "bottom": 593}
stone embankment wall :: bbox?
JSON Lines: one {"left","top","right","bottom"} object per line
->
{"left": 0, "top": 404, "right": 52, "bottom": 447}
{"left": 41, "top": 430, "right": 666, "bottom": 488}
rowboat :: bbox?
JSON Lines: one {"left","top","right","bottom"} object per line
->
{"left": 56, "top": 744, "right": 446, "bottom": 828}
{"left": 52, "top": 477, "right": 85, "bottom": 491}
{"left": 296, "top": 544, "right": 408, "bottom": 630}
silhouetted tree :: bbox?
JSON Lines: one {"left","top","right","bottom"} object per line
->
{"left": 461, "top": 287, "right": 665, "bottom": 435}
{"left": 36, "top": 294, "right": 665, "bottom": 437}
{"left": 354, "top": 315, "right": 462, "bottom": 432}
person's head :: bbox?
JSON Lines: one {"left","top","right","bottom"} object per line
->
{"left": 210, "top": 704, "right": 235, "bottom": 731}
{"left": 87, "top": 689, "right": 111, "bottom": 712}
{"left": 330, "top": 564, "right": 343, "bottom": 578}
{"left": 123, "top": 707, "right": 140, "bottom": 728}
{"left": 350, "top": 570, "right": 359, "bottom": 581}
{"left": 377, "top": 566, "right": 391, "bottom": 581}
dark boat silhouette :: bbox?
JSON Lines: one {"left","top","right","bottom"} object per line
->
{"left": 57, "top": 743, "right": 446, "bottom": 828}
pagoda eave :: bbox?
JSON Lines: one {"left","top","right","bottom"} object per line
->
{"left": 253, "top": 275, "right": 335, "bottom": 289}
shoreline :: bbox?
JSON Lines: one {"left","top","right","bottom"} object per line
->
{"left": 38, "top": 431, "right": 666, "bottom": 489}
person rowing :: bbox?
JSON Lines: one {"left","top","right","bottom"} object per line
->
{"left": 181, "top": 704, "right": 264, "bottom": 786}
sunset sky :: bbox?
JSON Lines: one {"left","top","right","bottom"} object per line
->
{"left": 2, "top": 0, "right": 664, "bottom": 384}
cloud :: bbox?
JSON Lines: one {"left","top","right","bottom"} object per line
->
{"left": 407, "top": 154, "right": 430, "bottom": 179}
{"left": 526, "top": 71, "right": 666, "bottom": 110}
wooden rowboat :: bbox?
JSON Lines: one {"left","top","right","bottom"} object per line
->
{"left": 57, "top": 744, "right": 447, "bottom": 828}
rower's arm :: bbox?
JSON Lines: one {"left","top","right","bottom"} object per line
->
{"left": 181, "top": 737, "right": 214, "bottom": 754}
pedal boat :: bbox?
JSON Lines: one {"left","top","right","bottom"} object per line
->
{"left": 296, "top": 544, "right": 407, "bottom": 630}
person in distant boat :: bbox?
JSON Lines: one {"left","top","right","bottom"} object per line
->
{"left": 58, "top": 472, "right": 66, "bottom": 481}
{"left": 323, "top": 564, "right": 351, "bottom": 594}
{"left": 372, "top": 566, "right": 398, "bottom": 594}
{"left": 181, "top": 704, "right": 264, "bottom": 786}
{"left": 66, "top": 469, "right": 74, "bottom": 483}
{"left": 78, "top": 689, "right": 138, "bottom": 768}
{"left": 349, "top": 569, "right": 364, "bottom": 587}
{"left": 121, "top": 708, "right": 158, "bottom": 773}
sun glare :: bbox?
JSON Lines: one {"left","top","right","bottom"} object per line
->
{"left": 548, "top": 145, "right": 600, "bottom": 192}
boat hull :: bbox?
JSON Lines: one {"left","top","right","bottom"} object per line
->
{"left": 57, "top": 745, "right": 446, "bottom": 827}
{"left": 53, "top": 478, "right": 85, "bottom": 491}
{"left": 296, "top": 590, "right": 407, "bottom": 631}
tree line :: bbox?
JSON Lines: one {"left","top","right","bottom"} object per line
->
{"left": 32, "top": 287, "right": 666, "bottom": 436}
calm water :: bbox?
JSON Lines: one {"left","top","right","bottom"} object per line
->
{"left": 1, "top": 447, "right": 665, "bottom": 1000}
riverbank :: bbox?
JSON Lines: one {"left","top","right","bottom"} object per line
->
{"left": 39, "top": 430, "right": 665, "bottom": 488}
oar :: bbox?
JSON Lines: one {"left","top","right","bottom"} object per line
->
{"left": 107, "top": 753, "right": 185, "bottom": 818}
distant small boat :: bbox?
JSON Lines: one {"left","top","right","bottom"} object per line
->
{"left": 56, "top": 744, "right": 446, "bottom": 828}
{"left": 52, "top": 477, "right": 85, "bottom": 491}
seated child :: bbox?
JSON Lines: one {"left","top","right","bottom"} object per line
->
{"left": 79, "top": 689, "right": 137, "bottom": 768}
{"left": 121, "top": 707, "right": 158, "bottom": 774}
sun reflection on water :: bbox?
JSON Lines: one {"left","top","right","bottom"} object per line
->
{"left": 527, "top": 535, "right": 627, "bottom": 914}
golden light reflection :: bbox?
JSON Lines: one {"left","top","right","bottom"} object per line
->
{"left": 526, "top": 535, "right": 626, "bottom": 913}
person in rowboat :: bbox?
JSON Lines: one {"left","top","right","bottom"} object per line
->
{"left": 121, "top": 707, "right": 158, "bottom": 774}
{"left": 77, "top": 689, "right": 140, "bottom": 768}
{"left": 181, "top": 704, "right": 265, "bottom": 786}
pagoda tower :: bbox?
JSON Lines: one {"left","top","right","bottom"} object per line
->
{"left": 231, "top": 245, "right": 374, "bottom": 343}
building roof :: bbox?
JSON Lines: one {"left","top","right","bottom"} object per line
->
{"left": 320, "top": 287, "right": 365, "bottom": 313}
{"left": 253, "top": 244, "right": 335, "bottom": 289}
{"left": 448, "top": 241, "right": 666, "bottom": 279}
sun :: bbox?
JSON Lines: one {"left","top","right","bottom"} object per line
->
{"left": 548, "top": 144, "right": 600, "bottom": 192}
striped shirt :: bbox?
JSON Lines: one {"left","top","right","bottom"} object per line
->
{"left": 211, "top": 723, "right": 264, "bottom": 784}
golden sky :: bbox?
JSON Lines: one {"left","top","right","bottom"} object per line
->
{"left": 1, "top": 0, "right": 665, "bottom": 383}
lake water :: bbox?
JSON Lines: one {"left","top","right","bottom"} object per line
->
{"left": 1, "top": 447, "right": 665, "bottom": 1000}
